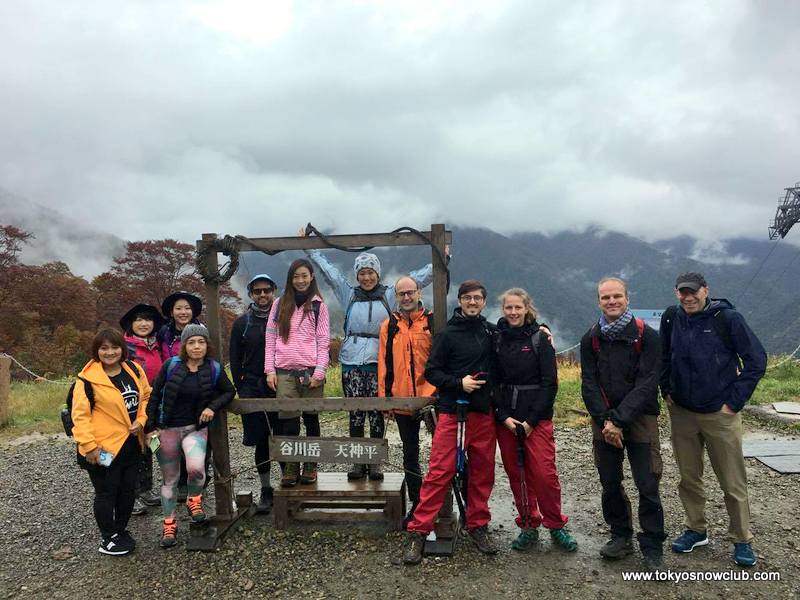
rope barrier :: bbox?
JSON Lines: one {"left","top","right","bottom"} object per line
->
{"left": 0, "top": 353, "right": 72, "bottom": 385}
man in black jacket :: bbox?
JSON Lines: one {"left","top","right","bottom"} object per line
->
{"left": 580, "top": 277, "right": 665, "bottom": 568}
{"left": 229, "top": 274, "right": 280, "bottom": 513}
{"left": 403, "top": 280, "right": 498, "bottom": 564}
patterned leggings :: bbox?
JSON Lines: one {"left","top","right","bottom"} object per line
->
{"left": 156, "top": 425, "right": 208, "bottom": 519}
{"left": 342, "top": 367, "right": 384, "bottom": 438}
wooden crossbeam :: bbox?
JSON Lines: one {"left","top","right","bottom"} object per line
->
{"left": 229, "top": 231, "right": 452, "bottom": 252}
{"left": 229, "top": 396, "right": 434, "bottom": 414}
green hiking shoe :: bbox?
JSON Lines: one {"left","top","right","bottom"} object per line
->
{"left": 550, "top": 527, "right": 578, "bottom": 552}
{"left": 511, "top": 528, "right": 539, "bottom": 551}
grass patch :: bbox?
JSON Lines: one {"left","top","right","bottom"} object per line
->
{"left": 750, "top": 358, "right": 800, "bottom": 406}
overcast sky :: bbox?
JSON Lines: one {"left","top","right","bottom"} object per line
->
{"left": 2, "top": 0, "right": 799, "bottom": 245}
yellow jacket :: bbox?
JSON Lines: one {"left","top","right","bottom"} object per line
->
{"left": 72, "top": 359, "right": 151, "bottom": 457}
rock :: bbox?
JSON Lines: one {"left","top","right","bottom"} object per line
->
{"left": 51, "top": 546, "right": 74, "bottom": 561}
{"left": 242, "top": 579, "right": 254, "bottom": 591}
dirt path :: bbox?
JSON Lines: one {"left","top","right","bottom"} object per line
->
{"left": 0, "top": 418, "right": 797, "bottom": 599}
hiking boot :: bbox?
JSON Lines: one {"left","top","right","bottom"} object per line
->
{"left": 281, "top": 462, "right": 300, "bottom": 487}
{"left": 403, "top": 532, "right": 425, "bottom": 565}
{"left": 115, "top": 530, "right": 136, "bottom": 552}
{"left": 256, "top": 486, "right": 274, "bottom": 514}
{"left": 186, "top": 495, "right": 207, "bottom": 524}
{"left": 300, "top": 463, "right": 318, "bottom": 484}
{"left": 511, "top": 528, "right": 539, "bottom": 551}
{"left": 131, "top": 497, "right": 147, "bottom": 516}
{"left": 139, "top": 490, "right": 161, "bottom": 506}
{"left": 599, "top": 535, "right": 632, "bottom": 559}
{"left": 733, "top": 543, "right": 756, "bottom": 567}
{"left": 467, "top": 525, "right": 498, "bottom": 555}
{"left": 160, "top": 518, "right": 177, "bottom": 548}
{"left": 368, "top": 463, "right": 384, "bottom": 481}
{"left": 347, "top": 464, "right": 367, "bottom": 480}
{"left": 671, "top": 530, "right": 708, "bottom": 553}
{"left": 99, "top": 535, "right": 130, "bottom": 556}
{"left": 642, "top": 551, "right": 663, "bottom": 570}
{"left": 550, "top": 527, "right": 578, "bottom": 552}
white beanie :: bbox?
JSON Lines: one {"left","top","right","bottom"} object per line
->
{"left": 353, "top": 252, "right": 381, "bottom": 278}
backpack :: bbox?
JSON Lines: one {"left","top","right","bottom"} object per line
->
{"left": 383, "top": 310, "right": 434, "bottom": 397}
{"left": 494, "top": 328, "right": 544, "bottom": 361}
{"left": 590, "top": 318, "right": 646, "bottom": 355}
{"left": 61, "top": 359, "right": 140, "bottom": 437}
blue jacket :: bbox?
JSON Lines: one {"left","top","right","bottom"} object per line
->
{"left": 661, "top": 299, "right": 766, "bottom": 413}
{"left": 306, "top": 250, "right": 433, "bottom": 366}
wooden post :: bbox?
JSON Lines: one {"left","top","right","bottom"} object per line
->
{"left": 0, "top": 356, "right": 10, "bottom": 427}
{"left": 199, "top": 234, "right": 234, "bottom": 519}
{"left": 430, "top": 223, "right": 448, "bottom": 333}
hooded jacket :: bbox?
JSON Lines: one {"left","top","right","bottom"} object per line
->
{"left": 124, "top": 334, "right": 163, "bottom": 384}
{"left": 264, "top": 295, "right": 330, "bottom": 381}
{"left": 580, "top": 317, "right": 660, "bottom": 427}
{"left": 494, "top": 318, "right": 557, "bottom": 427}
{"left": 306, "top": 249, "right": 434, "bottom": 366}
{"left": 147, "top": 357, "right": 235, "bottom": 430}
{"left": 156, "top": 318, "right": 200, "bottom": 361}
{"left": 377, "top": 307, "right": 436, "bottom": 415}
{"left": 424, "top": 308, "right": 496, "bottom": 414}
{"left": 660, "top": 298, "right": 766, "bottom": 413}
{"left": 71, "top": 360, "right": 151, "bottom": 457}
{"left": 230, "top": 305, "right": 275, "bottom": 394}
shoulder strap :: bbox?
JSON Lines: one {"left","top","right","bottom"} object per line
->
{"left": 711, "top": 309, "right": 735, "bottom": 354}
{"left": 590, "top": 323, "right": 601, "bottom": 354}
{"left": 209, "top": 360, "right": 221, "bottom": 385}
{"left": 76, "top": 376, "right": 94, "bottom": 409}
{"left": 312, "top": 300, "right": 321, "bottom": 331}
{"left": 425, "top": 311, "right": 434, "bottom": 335}
{"left": 529, "top": 330, "right": 543, "bottom": 360}
{"left": 166, "top": 356, "right": 182, "bottom": 380}
{"left": 383, "top": 313, "right": 399, "bottom": 397}
{"left": 633, "top": 318, "right": 645, "bottom": 353}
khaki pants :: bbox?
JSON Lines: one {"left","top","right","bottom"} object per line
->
{"left": 668, "top": 402, "right": 752, "bottom": 543}
{"left": 275, "top": 369, "right": 324, "bottom": 419}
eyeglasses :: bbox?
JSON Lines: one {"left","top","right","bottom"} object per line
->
{"left": 396, "top": 290, "right": 418, "bottom": 297}
{"left": 251, "top": 288, "right": 274, "bottom": 295}
{"left": 460, "top": 294, "right": 485, "bottom": 303}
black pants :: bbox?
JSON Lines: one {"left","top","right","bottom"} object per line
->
{"left": 592, "top": 415, "right": 666, "bottom": 554}
{"left": 281, "top": 413, "right": 321, "bottom": 437}
{"left": 135, "top": 447, "right": 154, "bottom": 495}
{"left": 84, "top": 435, "right": 141, "bottom": 539}
{"left": 395, "top": 414, "right": 422, "bottom": 505}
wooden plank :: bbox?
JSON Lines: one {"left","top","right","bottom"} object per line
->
{"left": 430, "top": 223, "right": 449, "bottom": 334}
{"left": 291, "top": 510, "right": 387, "bottom": 523}
{"left": 269, "top": 435, "right": 387, "bottom": 464}
{"left": 0, "top": 356, "right": 10, "bottom": 427}
{"left": 185, "top": 504, "right": 253, "bottom": 552}
{"left": 296, "top": 501, "right": 387, "bottom": 509}
{"left": 227, "top": 230, "right": 452, "bottom": 253}
{"left": 274, "top": 472, "right": 404, "bottom": 496}
{"left": 230, "top": 396, "right": 433, "bottom": 414}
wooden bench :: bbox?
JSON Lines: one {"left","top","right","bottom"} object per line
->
{"left": 273, "top": 473, "right": 406, "bottom": 531}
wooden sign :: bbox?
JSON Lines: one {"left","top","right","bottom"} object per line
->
{"left": 269, "top": 436, "right": 388, "bottom": 464}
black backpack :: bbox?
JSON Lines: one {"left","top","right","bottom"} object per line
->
{"left": 61, "top": 360, "right": 139, "bottom": 437}
{"left": 661, "top": 304, "right": 734, "bottom": 353}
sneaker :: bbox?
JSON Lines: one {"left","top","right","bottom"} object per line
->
{"left": 671, "top": 530, "right": 708, "bottom": 553}
{"left": 99, "top": 535, "right": 130, "bottom": 556}
{"left": 599, "top": 535, "right": 632, "bottom": 559}
{"left": 139, "top": 490, "right": 161, "bottom": 507}
{"left": 402, "top": 532, "right": 425, "bottom": 565}
{"left": 347, "top": 464, "right": 367, "bottom": 481}
{"left": 300, "top": 463, "right": 318, "bottom": 484}
{"left": 115, "top": 530, "right": 137, "bottom": 552}
{"left": 186, "top": 495, "right": 207, "bottom": 524}
{"left": 511, "top": 528, "right": 539, "bottom": 551}
{"left": 160, "top": 518, "right": 177, "bottom": 548}
{"left": 550, "top": 527, "right": 578, "bottom": 552}
{"left": 368, "top": 463, "right": 384, "bottom": 481}
{"left": 467, "top": 525, "right": 498, "bottom": 555}
{"left": 281, "top": 463, "right": 300, "bottom": 487}
{"left": 733, "top": 542, "right": 756, "bottom": 567}
{"left": 131, "top": 497, "right": 147, "bottom": 516}
{"left": 256, "top": 486, "right": 274, "bottom": 514}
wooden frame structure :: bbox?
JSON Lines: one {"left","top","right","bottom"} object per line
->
{"left": 194, "top": 225, "right": 453, "bottom": 551}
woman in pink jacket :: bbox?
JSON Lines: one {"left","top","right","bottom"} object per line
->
{"left": 265, "top": 258, "right": 330, "bottom": 487}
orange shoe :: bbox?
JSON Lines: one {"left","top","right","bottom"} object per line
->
{"left": 160, "top": 518, "right": 177, "bottom": 548}
{"left": 186, "top": 495, "right": 207, "bottom": 523}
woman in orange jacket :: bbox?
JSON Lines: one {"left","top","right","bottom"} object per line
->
{"left": 72, "top": 328, "right": 151, "bottom": 556}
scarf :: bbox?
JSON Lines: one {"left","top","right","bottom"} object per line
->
{"left": 294, "top": 291, "right": 310, "bottom": 307}
{"left": 599, "top": 308, "right": 634, "bottom": 341}
{"left": 249, "top": 302, "right": 271, "bottom": 320}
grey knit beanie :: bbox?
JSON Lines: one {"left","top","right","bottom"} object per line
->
{"left": 353, "top": 252, "right": 381, "bottom": 278}
{"left": 181, "top": 323, "right": 210, "bottom": 345}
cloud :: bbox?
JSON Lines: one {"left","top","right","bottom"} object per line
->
{"left": 1, "top": 0, "right": 798, "bottom": 245}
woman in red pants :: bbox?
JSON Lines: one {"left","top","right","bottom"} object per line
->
{"left": 494, "top": 287, "right": 577, "bottom": 552}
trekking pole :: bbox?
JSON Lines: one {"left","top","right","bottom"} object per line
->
{"left": 453, "top": 399, "right": 469, "bottom": 526}
{"left": 515, "top": 423, "right": 532, "bottom": 529}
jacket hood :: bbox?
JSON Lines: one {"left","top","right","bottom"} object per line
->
{"left": 706, "top": 297, "right": 735, "bottom": 312}
{"left": 496, "top": 317, "right": 539, "bottom": 335}
{"left": 78, "top": 359, "right": 139, "bottom": 387}
{"left": 448, "top": 307, "right": 488, "bottom": 328}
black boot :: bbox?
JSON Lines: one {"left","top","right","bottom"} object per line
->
{"left": 348, "top": 464, "right": 367, "bottom": 480}
{"left": 599, "top": 535, "right": 633, "bottom": 560}
{"left": 257, "top": 487, "right": 274, "bottom": 514}
{"left": 368, "top": 462, "right": 384, "bottom": 481}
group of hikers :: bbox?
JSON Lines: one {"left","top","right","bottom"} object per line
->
{"left": 69, "top": 236, "right": 768, "bottom": 572}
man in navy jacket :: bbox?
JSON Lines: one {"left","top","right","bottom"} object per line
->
{"left": 660, "top": 272, "right": 766, "bottom": 567}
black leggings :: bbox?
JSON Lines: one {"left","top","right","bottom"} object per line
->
{"left": 280, "top": 413, "right": 321, "bottom": 437}
{"left": 84, "top": 435, "right": 140, "bottom": 539}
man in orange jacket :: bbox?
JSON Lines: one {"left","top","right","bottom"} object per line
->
{"left": 378, "top": 275, "right": 436, "bottom": 527}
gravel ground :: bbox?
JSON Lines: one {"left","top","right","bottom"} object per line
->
{"left": 1, "top": 416, "right": 798, "bottom": 599}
